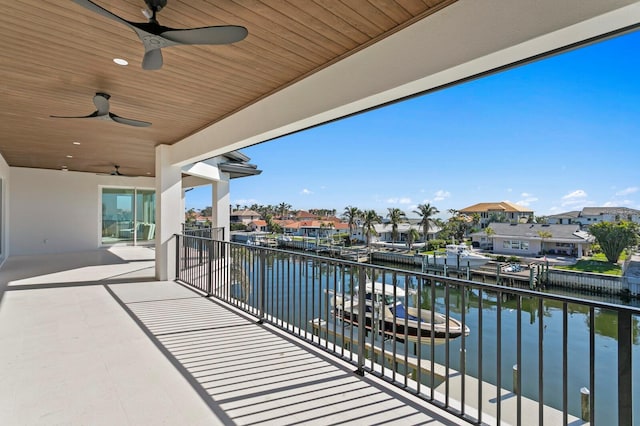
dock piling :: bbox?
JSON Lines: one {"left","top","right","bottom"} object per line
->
{"left": 513, "top": 364, "right": 518, "bottom": 394}
{"left": 580, "top": 387, "right": 590, "bottom": 421}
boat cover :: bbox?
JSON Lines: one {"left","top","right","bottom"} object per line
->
{"left": 391, "top": 304, "right": 420, "bottom": 321}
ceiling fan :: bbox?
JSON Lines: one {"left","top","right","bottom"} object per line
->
{"left": 97, "top": 165, "right": 132, "bottom": 177}
{"left": 50, "top": 92, "right": 151, "bottom": 127}
{"left": 72, "top": 0, "right": 249, "bottom": 70}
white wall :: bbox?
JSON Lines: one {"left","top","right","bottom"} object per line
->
{"left": 0, "top": 154, "right": 10, "bottom": 264}
{"left": 9, "top": 167, "right": 154, "bottom": 256}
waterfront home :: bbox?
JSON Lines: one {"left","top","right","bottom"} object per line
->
{"left": 470, "top": 222, "right": 594, "bottom": 257}
{"left": 285, "top": 220, "right": 349, "bottom": 238}
{"left": 547, "top": 206, "right": 640, "bottom": 227}
{"left": 459, "top": 201, "right": 534, "bottom": 228}
{"left": 230, "top": 209, "right": 262, "bottom": 225}
{"left": 350, "top": 222, "right": 441, "bottom": 245}
{"left": 247, "top": 219, "right": 268, "bottom": 232}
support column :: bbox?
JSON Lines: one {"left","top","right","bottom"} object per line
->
{"left": 155, "top": 144, "right": 183, "bottom": 280}
{"left": 212, "top": 173, "right": 230, "bottom": 241}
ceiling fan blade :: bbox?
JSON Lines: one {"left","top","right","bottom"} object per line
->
{"left": 142, "top": 48, "right": 163, "bottom": 70}
{"left": 109, "top": 113, "right": 152, "bottom": 127}
{"left": 93, "top": 93, "right": 110, "bottom": 116}
{"left": 50, "top": 111, "right": 99, "bottom": 119}
{"left": 161, "top": 25, "right": 248, "bottom": 45}
{"left": 72, "top": 0, "right": 134, "bottom": 28}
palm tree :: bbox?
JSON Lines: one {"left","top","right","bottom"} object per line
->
{"left": 413, "top": 203, "right": 440, "bottom": 244}
{"left": 471, "top": 212, "right": 481, "bottom": 229}
{"left": 361, "top": 209, "right": 382, "bottom": 247}
{"left": 406, "top": 228, "right": 421, "bottom": 251}
{"left": 537, "top": 230, "right": 553, "bottom": 255}
{"left": 277, "top": 202, "right": 291, "bottom": 218}
{"left": 484, "top": 226, "right": 495, "bottom": 249}
{"left": 386, "top": 207, "right": 406, "bottom": 244}
{"left": 342, "top": 206, "right": 361, "bottom": 237}
{"left": 488, "top": 212, "right": 507, "bottom": 223}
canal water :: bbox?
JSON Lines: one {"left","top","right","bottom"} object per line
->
{"left": 233, "top": 250, "right": 639, "bottom": 424}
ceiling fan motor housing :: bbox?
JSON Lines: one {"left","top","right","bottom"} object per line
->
{"left": 144, "top": 0, "right": 167, "bottom": 12}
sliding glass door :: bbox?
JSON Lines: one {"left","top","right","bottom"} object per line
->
{"left": 135, "top": 189, "right": 156, "bottom": 243}
{"left": 101, "top": 187, "right": 155, "bottom": 245}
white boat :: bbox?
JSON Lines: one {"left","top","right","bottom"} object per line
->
{"left": 331, "top": 281, "right": 469, "bottom": 344}
{"left": 422, "top": 243, "right": 490, "bottom": 269}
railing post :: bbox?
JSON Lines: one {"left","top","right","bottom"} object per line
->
{"left": 355, "top": 266, "right": 367, "bottom": 376}
{"left": 258, "top": 250, "right": 266, "bottom": 324}
{"left": 175, "top": 234, "right": 180, "bottom": 281}
{"left": 206, "top": 239, "right": 213, "bottom": 295}
{"left": 618, "top": 310, "right": 632, "bottom": 426}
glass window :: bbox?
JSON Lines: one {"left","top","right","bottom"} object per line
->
{"left": 136, "top": 189, "right": 156, "bottom": 242}
{"left": 101, "top": 188, "right": 155, "bottom": 245}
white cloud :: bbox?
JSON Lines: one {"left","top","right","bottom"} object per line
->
{"left": 507, "top": 188, "right": 513, "bottom": 193}
{"left": 560, "top": 190, "right": 590, "bottom": 206}
{"left": 385, "top": 197, "right": 412, "bottom": 205}
{"left": 605, "top": 199, "right": 634, "bottom": 207}
{"left": 562, "top": 189, "right": 587, "bottom": 200}
{"left": 433, "top": 190, "right": 451, "bottom": 201}
{"left": 301, "top": 188, "right": 313, "bottom": 195}
{"left": 616, "top": 187, "right": 639, "bottom": 196}
{"left": 516, "top": 193, "right": 538, "bottom": 207}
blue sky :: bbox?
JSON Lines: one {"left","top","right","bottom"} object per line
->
{"left": 187, "top": 30, "right": 640, "bottom": 218}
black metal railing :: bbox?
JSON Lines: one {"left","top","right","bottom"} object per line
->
{"left": 182, "top": 225, "right": 224, "bottom": 241}
{"left": 175, "top": 235, "right": 639, "bottom": 426}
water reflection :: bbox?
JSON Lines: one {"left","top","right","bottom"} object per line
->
{"left": 228, "top": 249, "right": 639, "bottom": 423}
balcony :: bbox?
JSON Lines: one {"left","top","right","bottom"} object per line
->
{"left": 0, "top": 246, "right": 464, "bottom": 425}
{"left": 1, "top": 238, "right": 638, "bottom": 425}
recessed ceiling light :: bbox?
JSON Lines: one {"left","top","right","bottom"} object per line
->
{"left": 72, "top": 141, "right": 81, "bottom": 145}
{"left": 66, "top": 155, "right": 73, "bottom": 158}
{"left": 146, "top": 172, "right": 151, "bottom": 175}
{"left": 113, "top": 58, "right": 128, "bottom": 66}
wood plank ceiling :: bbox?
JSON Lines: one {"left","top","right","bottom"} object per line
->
{"left": 0, "top": 0, "right": 456, "bottom": 176}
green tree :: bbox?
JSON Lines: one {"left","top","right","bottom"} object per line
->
{"left": 445, "top": 214, "right": 471, "bottom": 242}
{"left": 488, "top": 212, "right": 507, "bottom": 223}
{"left": 471, "top": 213, "right": 481, "bottom": 228}
{"left": 342, "top": 206, "right": 361, "bottom": 237}
{"left": 361, "top": 210, "right": 382, "bottom": 247}
{"left": 277, "top": 202, "right": 291, "bottom": 218}
{"left": 589, "top": 221, "right": 639, "bottom": 263}
{"left": 406, "top": 228, "right": 421, "bottom": 251}
{"left": 265, "top": 214, "right": 282, "bottom": 234}
{"left": 537, "top": 230, "right": 553, "bottom": 255}
{"left": 484, "top": 226, "right": 495, "bottom": 249}
{"left": 413, "top": 203, "right": 440, "bottom": 244}
{"left": 201, "top": 206, "right": 212, "bottom": 217}
{"left": 185, "top": 208, "right": 197, "bottom": 223}
{"left": 386, "top": 207, "right": 406, "bottom": 244}
{"left": 535, "top": 216, "right": 548, "bottom": 224}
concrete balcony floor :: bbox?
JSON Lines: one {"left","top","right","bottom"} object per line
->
{"left": 0, "top": 246, "right": 463, "bottom": 425}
